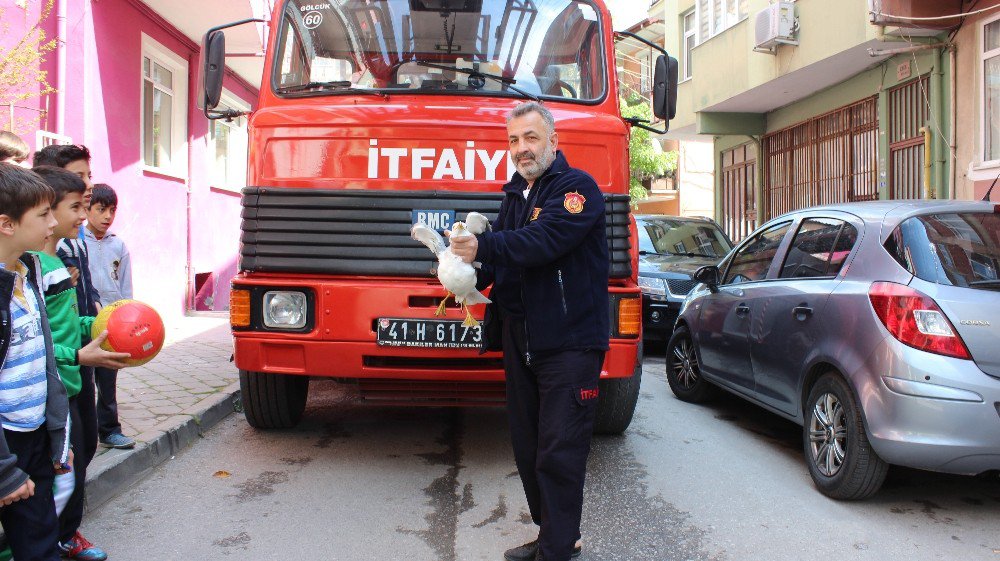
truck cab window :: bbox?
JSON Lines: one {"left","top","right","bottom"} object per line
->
{"left": 273, "top": 0, "right": 606, "bottom": 101}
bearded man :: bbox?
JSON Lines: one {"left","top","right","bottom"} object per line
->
{"left": 448, "top": 101, "right": 609, "bottom": 561}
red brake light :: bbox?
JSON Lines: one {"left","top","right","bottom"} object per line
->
{"left": 868, "top": 282, "right": 971, "bottom": 360}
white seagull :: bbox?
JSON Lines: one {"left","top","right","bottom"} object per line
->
{"left": 411, "top": 212, "right": 492, "bottom": 327}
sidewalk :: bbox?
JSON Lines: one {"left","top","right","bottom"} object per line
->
{"left": 84, "top": 315, "right": 241, "bottom": 511}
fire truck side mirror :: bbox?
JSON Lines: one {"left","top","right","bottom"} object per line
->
{"left": 652, "top": 54, "right": 678, "bottom": 122}
{"left": 201, "top": 30, "right": 226, "bottom": 112}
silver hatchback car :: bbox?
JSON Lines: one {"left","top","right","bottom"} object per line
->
{"left": 667, "top": 200, "right": 1000, "bottom": 500}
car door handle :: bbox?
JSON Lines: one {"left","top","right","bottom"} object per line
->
{"left": 735, "top": 304, "right": 751, "bottom": 316}
{"left": 793, "top": 305, "right": 813, "bottom": 319}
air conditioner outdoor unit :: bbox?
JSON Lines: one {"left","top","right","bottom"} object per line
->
{"left": 754, "top": 1, "right": 798, "bottom": 54}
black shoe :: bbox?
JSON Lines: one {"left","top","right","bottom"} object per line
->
{"left": 504, "top": 539, "right": 581, "bottom": 561}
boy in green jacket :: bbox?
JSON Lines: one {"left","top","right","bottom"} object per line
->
{"left": 30, "top": 166, "right": 129, "bottom": 561}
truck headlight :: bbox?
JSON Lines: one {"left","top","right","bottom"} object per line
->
{"left": 263, "top": 291, "right": 307, "bottom": 329}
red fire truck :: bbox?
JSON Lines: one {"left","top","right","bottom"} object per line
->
{"left": 201, "top": 0, "right": 677, "bottom": 433}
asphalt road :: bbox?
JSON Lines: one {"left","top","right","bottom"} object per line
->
{"left": 84, "top": 348, "right": 1000, "bottom": 560}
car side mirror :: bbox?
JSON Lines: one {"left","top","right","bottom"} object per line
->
{"left": 652, "top": 54, "right": 678, "bottom": 121}
{"left": 694, "top": 265, "right": 720, "bottom": 293}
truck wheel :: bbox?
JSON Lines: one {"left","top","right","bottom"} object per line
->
{"left": 239, "top": 370, "right": 309, "bottom": 429}
{"left": 593, "top": 342, "right": 642, "bottom": 435}
{"left": 803, "top": 373, "right": 888, "bottom": 500}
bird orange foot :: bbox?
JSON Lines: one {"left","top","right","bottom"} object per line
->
{"left": 461, "top": 303, "right": 480, "bottom": 328}
{"left": 435, "top": 293, "right": 453, "bottom": 317}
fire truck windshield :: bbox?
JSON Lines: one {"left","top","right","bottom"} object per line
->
{"left": 272, "top": 0, "right": 607, "bottom": 102}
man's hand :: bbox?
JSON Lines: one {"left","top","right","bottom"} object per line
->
{"left": 445, "top": 230, "right": 478, "bottom": 264}
{"left": 77, "top": 331, "right": 131, "bottom": 369}
{"left": 67, "top": 266, "right": 80, "bottom": 286}
{"left": 54, "top": 449, "right": 74, "bottom": 475}
{"left": 1, "top": 479, "right": 35, "bottom": 506}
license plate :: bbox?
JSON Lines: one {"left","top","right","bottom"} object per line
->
{"left": 376, "top": 318, "right": 482, "bottom": 348}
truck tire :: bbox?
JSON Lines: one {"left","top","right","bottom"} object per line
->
{"left": 593, "top": 342, "right": 642, "bottom": 435}
{"left": 239, "top": 370, "right": 309, "bottom": 429}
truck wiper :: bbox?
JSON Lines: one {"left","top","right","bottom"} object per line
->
{"left": 277, "top": 80, "right": 389, "bottom": 99}
{"left": 409, "top": 60, "right": 540, "bottom": 101}
{"left": 639, "top": 250, "right": 668, "bottom": 256}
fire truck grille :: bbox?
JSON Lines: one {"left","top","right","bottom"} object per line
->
{"left": 240, "top": 188, "right": 633, "bottom": 278}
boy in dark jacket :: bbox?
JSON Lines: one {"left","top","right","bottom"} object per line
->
{"left": 0, "top": 163, "right": 71, "bottom": 561}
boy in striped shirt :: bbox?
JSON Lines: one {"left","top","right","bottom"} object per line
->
{"left": 0, "top": 163, "right": 71, "bottom": 561}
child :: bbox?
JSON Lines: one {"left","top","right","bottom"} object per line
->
{"left": 84, "top": 184, "right": 134, "bottom": 449}
{"left": 0, "top": 132, "right": 31, "bottom": 168}
{"left": 0, "top": 163, "right": 71, "bottom": 561}
{"left": 31, "top": 166, "right": 129, "bottom": 561}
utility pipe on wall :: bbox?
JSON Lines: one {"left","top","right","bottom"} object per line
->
{"left": 949, "top": 45, "right": 957, "bottom": 199}
{"left": 56, "top": 0, "right": 66, "bottom": 135}
{"left": 920, "top": 126, "right": 933, "bottom": 199}
{"left": 931, "top": 46, "right": 946, "bottom": 199}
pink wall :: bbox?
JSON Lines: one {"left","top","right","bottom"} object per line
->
{"left": 5, "top": 0, "right": 258, "bottom": 320}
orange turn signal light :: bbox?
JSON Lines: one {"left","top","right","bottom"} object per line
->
{"left": 230, "top": 289, "right": 251, "bottom": 328}
{"left": 617, "top": 297, "right": 641, "bottom": 337}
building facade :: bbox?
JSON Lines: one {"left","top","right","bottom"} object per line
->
{"left": 657, "top": 0, "right": 997, "bottom": 241}
{"left": 1, "top": 0, "right": 269, "bottom": 319}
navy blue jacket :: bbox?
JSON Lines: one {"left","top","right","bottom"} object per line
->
{"left": 475, "top": 151, "right": 609, "bottom": 356}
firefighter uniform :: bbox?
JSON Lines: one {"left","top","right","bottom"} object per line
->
{"left": 475, "top": 150, "right": 609, "bottom": 561}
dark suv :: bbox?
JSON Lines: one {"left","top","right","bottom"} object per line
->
{"left": 635, "top": 215, "right": 733, "bottom": 342}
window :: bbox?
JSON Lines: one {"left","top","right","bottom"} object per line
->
{"left": 211, "top": 93, "right": 250, "bottom": 191}
{"left": 983, "top": 17, "right": 1000, "bottom": 164}
{"left": 723, "top": 221, "right": 790, "bottom": 284}
{"left": 885, "top": 213, "right": 1000, "bottom": 289}
{"left": 696, "top": 0, "right": 748, "bottom": 43}
{"left": 779, "top": 218, "right": 858, "bottom": 279}
{"left": 141, "top": 35, "right": 188, "bottom": 175}
{"left": 682, "top": 10, "right": 696, "bottom": 80}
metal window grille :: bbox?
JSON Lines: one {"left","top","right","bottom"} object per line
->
{"left": 887, "top": 76, "right": 931, "bottom": 200}
{"left": 721, "top": 142, "right": 757, "bottom": 242}
{"left": 762, "top": 97, "right": 878, "bottom": 220}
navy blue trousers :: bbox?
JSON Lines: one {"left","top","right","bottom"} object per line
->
{"left": 502, "top": 318, "right": 603, "bottom": 561}
{"left": 60, "top": 371, "right": 97, "bottom": 544}
{"left": 0, "top": 427, "right": 60, "bottom": 561}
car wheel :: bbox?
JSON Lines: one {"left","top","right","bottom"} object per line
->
{"left": 665, "top": 326, "right": 714, "bottom": 403}
{"left": 803, "top": 373, "right": 888, "bottom": 500}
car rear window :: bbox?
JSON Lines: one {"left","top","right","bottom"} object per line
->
{"left": 884, "top": 212, "right": 1000, "bottom": 290}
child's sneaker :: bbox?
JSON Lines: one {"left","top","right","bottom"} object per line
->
{"left": 59, "top": 531, "right": 108, "bottom": 561}
{"left": 100, "top": 432, "right": 135, "bottom": 449}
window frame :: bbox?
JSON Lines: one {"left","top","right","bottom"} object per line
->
{"left": 981, "top": 13, "right": 1000, "bottom": 167}
{"left": 681, "top": 9, "right": 696, "bottom": 81}
{"left": 695, "top": 0, "right": 748, "bottom": 44}
{"left": 209, "top": 90, "right": 251, "bottom": 193}
{"left": 140, "top": 33, "right": 189, "bottom": 178}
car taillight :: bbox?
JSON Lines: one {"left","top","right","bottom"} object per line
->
{"left": 868, "top": 282, "right": 971, "bottom": 360}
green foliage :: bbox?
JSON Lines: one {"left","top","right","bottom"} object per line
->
{"left": 0, "top": 0, "right": 57, "bottom": 134}
{"left": 622, "top": 94, "right": 677, "bottom": 206}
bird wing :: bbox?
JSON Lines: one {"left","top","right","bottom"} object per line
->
{"left": 464, "top": 212, "right": 491, "bottom": 234}
{"left": 411, "top": 222, "right": 446, "bottom": 255}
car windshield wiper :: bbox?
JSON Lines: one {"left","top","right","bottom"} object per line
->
{"left": 277, "top": 80, "right": 388, "bottom": 98}
{"left": 639, "top": 250, "right": 668, "bottom": 256}
{"left": 409, "top": 60, "right": 540, "bottom": 101}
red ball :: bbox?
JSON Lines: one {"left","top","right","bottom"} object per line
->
{"left": 91, "top": 300, "right": 166, "bottom": 367}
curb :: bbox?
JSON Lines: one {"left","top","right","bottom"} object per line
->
{"left": 83, "top": 381, "right": 242, "bottom": 513}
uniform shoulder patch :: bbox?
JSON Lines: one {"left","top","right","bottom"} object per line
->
{"left": 530, "top": 207, "right": 542, "bottom": 221}
{"left": 563, "top": 191, "right": 586, "bottom": 214}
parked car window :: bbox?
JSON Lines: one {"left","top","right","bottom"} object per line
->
{"left": 723, "top": 222, "right": 791, "bottom": 284}
{"left": 779, "top": 218, "right": 858, "bottom": 279}
{"left": 637, "top": 218, "right": 733, "bottom": 258}
{"left": 885, "top": 212, "right": 1000, "bottom": 290}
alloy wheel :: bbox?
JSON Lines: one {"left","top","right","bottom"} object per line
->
{"left": 671, "top": 337, "right": 699, "bottom": 390}
{"left": 808, "top": 392, "right": 848, "bottom": 477}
